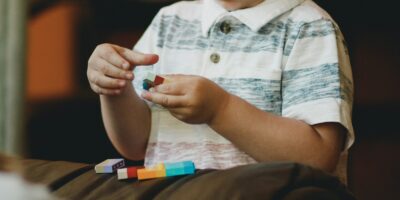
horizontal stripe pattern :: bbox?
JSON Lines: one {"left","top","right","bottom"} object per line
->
{"left": 298, "top": 19, "right": 335, "bottom": 39}
{"left": 212, "top": 78, "right": 282, "bottom": 114}
{"left": 282, "top": 63, "right": 352, "bottom": 109}
{"left": 153, "top": 15, "right": 337, "bottom": 54}
{"left": 283, "top": 19, "right": 336, "bottom": 56}
{"left": 145, "top": 142, "right": 256, "bottom": 169}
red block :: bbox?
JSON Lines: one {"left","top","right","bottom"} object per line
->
{"left": 154, "top": 75, "right": 165, "bottom": 85}
{"left": 128, "top": 166, "right": 144, "bottom": 178}
{"left": 117, "top": 166, "right": 144, "bottom": 180}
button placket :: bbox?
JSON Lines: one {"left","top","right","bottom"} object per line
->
{"left": 208, "top": 23, "right": 220, "bottom": 65}
{"left": 207, "top": 18, "right": 234, "bottom": 66}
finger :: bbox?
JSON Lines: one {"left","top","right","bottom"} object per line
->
{"left": 89, "top": 71, "right": 127, "bottom": 89}
{"left": 161, "top": 74, "right": 190, "bottom": 81}
{"left": 95, "top": 59, "right": 133, "bottom": 80}
{"left": 141, "top": 90, "right": 185, "bottom": 108}
{"left": 91, "top": 84, "right": 121, "bottom": 96}
{"left": 98, "top": 44, "right": 130, "bottom": 69}
{"left": 116, "top": 47, "right": 159, "bottom": 68}
{"left": 153, "top": 82, "right": 185, "bottom": 95}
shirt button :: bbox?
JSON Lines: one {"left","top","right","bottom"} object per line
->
{"left": 220, "top": 21, "right": 231, "bottom": 34}
{"left": 210, "top": 53, "right": 220, "bottom": 64}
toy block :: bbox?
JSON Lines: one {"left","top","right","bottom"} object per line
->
{"left": 117, "top": 166, "right": 144, "bottom": 180}
{"left": 143, "top": 80, "right": 152, "bottom": 90}
{"left": 143, "top": 72, "right": 166, "bottom": 91}
{"left": 137, "top": 163, "right": 166, "bottom": 180}
{"left": 143, "top": 79, "right": 156, "bottom": 91}
{"left": 153, "top": 75, "right": 165, "bottom": 85}
{"left": 95, "top": 159, "right": 125, "bottom": 173}
{"left": 183, "top": 161, "right": 195, "bottom": 174}
{"left": 164, "top": 161, "right": 195, "bottom": 177}
{"left": 165, "top": 162, "right": 184, "bottom": 176}
{"left": 144, "top": 79, "right": 155, "bottom": 87}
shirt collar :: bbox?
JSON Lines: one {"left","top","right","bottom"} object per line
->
{"left": 201, "top": 0, "right": 305, "bottom": 37}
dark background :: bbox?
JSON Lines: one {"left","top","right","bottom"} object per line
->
{"left": 26, "top": 1, "right": 400, "bottom": 199}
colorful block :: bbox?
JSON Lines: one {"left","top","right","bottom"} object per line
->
{"left": 143, "top": 79, "right": 155, "bottom": 89}
{"left": 182, "top": 161, "right": 195, "bottom": 174}
{"left": 153, "top": 75, "right": 165, "bottom": 85}
{"left": 137, "top": 163, "right": 166, "bottom": 180}
{"left": 95, "top": 159, "right": 125, "bottom": 173}
{"left": 143, "top": 72, "right": 166, "bottom": 91}
{"left": 164, "top": 161, "right": 195, "bottom": 177}
{"left": 117, "top": 166, "right": 144, "bottom": 180}
{"left": 142, "top": 81, "right": 151, "bottom": 90}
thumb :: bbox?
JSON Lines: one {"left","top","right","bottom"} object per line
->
{"left": 117, "top": 47, "right": 159, "bottom": 68}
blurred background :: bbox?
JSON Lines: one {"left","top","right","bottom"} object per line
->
{"left": 0, "top": 0, "right": 399, "bottom": 199}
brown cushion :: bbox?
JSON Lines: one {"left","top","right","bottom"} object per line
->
{"left": 21, "top": 159, "right": 354, "bottom": 200}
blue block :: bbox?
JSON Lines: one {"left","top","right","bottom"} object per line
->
{"left": 143, "top": 81, "right": 150, "bottom": 90}
{"left": 182, "top": 161, "right": 195, "bottom": 174}
{"left": 165, "top": 163, "right": 183, "bottom": 176}
{"left": 165, "top": 161, "right": 195, "bottom": 177}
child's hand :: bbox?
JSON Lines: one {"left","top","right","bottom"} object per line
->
{"left": 141, "top": 75, "right": 231, "bottom": 124}
{"left": 87, "top": 43, "right": 158, "bottom": 95}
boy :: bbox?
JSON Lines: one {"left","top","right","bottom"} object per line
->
{"left": 87, "top": 0, "right": 354, "bottom": 185}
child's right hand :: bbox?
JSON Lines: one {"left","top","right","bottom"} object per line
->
{"left": 87, "top": 43, "right": 158, "bottom": 95}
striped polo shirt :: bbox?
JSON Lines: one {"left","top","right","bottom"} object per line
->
{"left": 132, "top": 0, "right": 354, "bottom": 182}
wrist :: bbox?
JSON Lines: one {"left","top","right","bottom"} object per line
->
{"left": 208, "top": 92, "right": 233, "bottom": 128}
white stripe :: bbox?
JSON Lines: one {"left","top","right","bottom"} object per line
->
{"left": 285, "top": 36, "right": 338, "bottom": 69}
{"left": 156, "top": 49, "right": 283, "bottom": 80}
{"left": 151, "top": 110, "right": 229, "bottom": 143}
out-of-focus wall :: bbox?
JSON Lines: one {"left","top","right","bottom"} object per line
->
{"left": 27, "top": 3, "right": 78, "bottom": 101}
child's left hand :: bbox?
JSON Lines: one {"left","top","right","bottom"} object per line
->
{"left": 141, "top": 75, "right": 230, "bottom": 124}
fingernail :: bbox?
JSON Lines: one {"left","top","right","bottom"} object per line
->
{"left": 126, "top": 73, "right": 132, "bottom": 79}
{"left": 119, "top": 81, "right": 125, "bottom": 86}
{"left": 141, "top": 91, "right": 150, "bottom": 98}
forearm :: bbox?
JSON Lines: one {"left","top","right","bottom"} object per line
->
{"left": 209, "top": 94, "right": 343, "bottom": 172}
{"left": 100, "top": 84, "right": 151, "bottom": 160}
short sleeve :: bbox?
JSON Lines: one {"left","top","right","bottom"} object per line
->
{"left": 282, "top": 19, "right": 354, "bottom": 149}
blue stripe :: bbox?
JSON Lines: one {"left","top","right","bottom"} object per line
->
{"left": 153, "top": 15, "right": 288, "bottom": 53}
{"left": 154, "top": 16, "right": 336, "bottom": 55}
{"left": 283, "top": 19, "right": 336, "bottom": 56}
{"left": 282, "top": 63, "right": 352, "bottom": 109}
{"left": 298, "top": 19, "right": 335, "bottom": 39}
{"left": 212, "top": 78, "right": 282, "bottom": 114}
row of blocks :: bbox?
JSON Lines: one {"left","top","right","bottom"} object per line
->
{"left": 94, "top": 159, "right": 195, "bottom": 180}
{"left": 134, "top": 161, "right": 195, "bottom": 180}
{"left": 142, "top": 72, "right": 165, "bottom": 90}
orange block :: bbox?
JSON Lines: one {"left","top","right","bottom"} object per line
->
{"left": 137, "top": 164, "right": 166, "bottom": 180}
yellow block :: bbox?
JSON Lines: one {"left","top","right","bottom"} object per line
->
{"left": 138, "top": 164, "right": 166, "bottom": 180}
